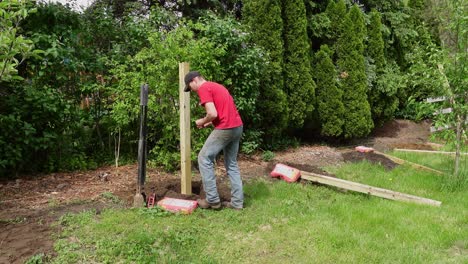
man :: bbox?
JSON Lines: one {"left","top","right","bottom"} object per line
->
{"left": 184, "top": 71, "right": 244, "bottom": 210}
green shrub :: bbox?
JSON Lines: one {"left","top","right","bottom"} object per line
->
{"left": 262, "top": 151, "right": 275, "bottom": 161}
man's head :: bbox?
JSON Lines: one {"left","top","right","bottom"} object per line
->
{"left": 184, "top": 71, "right": 203, "bottom": 92}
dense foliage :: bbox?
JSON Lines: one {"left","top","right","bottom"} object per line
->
{"left": 336, "top": 5, "right": 373, "bottom": 138}
{"left": 242, "top": 0, "right": 288, "bottom": 141}
{"left": 367, "top": 9, "right": 399, "bottom": 125}
{"left": 282, "top": 0, "right": 316, "bottom": 129}
{"left": 314, "top": 45, "right": 344, "bottom": 137}
{"left": 0, "top": 0, "right": 461, "bottom": 176}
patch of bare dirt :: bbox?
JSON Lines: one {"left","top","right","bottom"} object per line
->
{"left": 0, "top": 119, "right": 435, "bottom": 263}
{"left": 391, "top": 143, "right": 435, "bottom": 150}
{"left": 0, "top": 162, "right": 256, "bottom": 264}
{"left": 342, "top": 151, "right": 398, "bottom": 170}
{"left": 371, "top": 119, "right": 433, "bottom": 151}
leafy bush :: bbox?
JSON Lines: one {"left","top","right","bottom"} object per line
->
{"left": 110, "top": 14, "right": 266, "bottom": 171}
{"left": 0, "top": 84, "right": 93, "bottom": 176}
{"left": 262, "top": 151, "right": 275, "bottom": 161}
{"left": 396, "top": 96, "right": 436, "bottom": 121}
{"left": 241, "top": 130, "right": 264, "bottom": 155}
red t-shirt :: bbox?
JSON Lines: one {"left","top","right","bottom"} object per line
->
{"left": 197, "top": 81, "right": 243, "bottom": 129}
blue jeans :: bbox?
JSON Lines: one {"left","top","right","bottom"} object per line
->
{"left": 198, "top": 126, "right": 243, "bottom": 208}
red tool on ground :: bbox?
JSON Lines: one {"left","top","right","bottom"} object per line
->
{"left": 146, "top": 193, "right": 156, "bottom": 208}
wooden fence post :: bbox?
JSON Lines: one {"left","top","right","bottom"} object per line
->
{"left": 179, "top": 62, "right": 191, "bottom": 195}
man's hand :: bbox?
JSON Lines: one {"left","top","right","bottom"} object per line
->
{"left": 196, "top": 102, "right": 217, "bottom": 129}
{"left": 196, "top": 119, "right": 213, "bottom": 129}
{"left": 195, "top": 118, "right": 205, "bottom": 129}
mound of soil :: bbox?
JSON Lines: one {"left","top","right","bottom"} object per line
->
{"left": 342, "top": 151, "right": 398, "bottom": 170}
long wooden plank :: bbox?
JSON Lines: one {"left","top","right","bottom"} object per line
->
{"left": 394, "top": 148, "right": 468, "bottom": 156}
{"left": 374, "top": 151, "right": 446, "bottom": 176}
{"left": 300, "top": 171, "right": 442, "bottom": 207}
{"left": 179, "top": 62, "right": 191, "bottom": 195}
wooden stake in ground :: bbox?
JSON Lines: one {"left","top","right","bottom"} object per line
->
{"left": 300, "top": 171, "right": 442, "bottom": 207}
{"left": 179, "top": 62, "right": 191, "bottom": 195}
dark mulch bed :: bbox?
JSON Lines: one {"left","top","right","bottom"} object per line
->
{"left": 341, "top": 151, "right": 398, "bottom": 170}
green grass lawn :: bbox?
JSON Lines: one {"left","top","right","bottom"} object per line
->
{"left": 392, "top": 150, "right": 467, "bottom": 172}
{"left": 50, "top": 160, "right": 467, "bottom": 264}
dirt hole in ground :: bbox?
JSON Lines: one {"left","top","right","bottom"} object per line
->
{"left": 137, "top": 178, "right": 234, "bottom": 205}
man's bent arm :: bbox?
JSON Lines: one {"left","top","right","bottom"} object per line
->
{"left": 196, "top": 102, "right": 217, "bottom": 128}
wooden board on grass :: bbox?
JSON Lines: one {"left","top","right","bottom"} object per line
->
{"left": 394, "top": 148, "right": 468, "bottom": 156}
{"left": 374, "top": 151, "right": 446, "bottom": 176}
{"left": 300, "top": 171, "right": 442, "bottom": 207}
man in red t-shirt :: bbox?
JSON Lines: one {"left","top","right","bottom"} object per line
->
{"left": 184, "top": 71, "right": 244, "bottom": 210}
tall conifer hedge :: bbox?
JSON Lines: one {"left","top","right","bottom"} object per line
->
{"left": 367, "top": 9, "right": 399, "bottom": 124}
{"left": 326, "top": 0, "right": 347, "bottom": 43}
{"left": 336, "top": 5, "right": 373, "bottom": 138}
{"left": 315, "top": 45, "right": 344, "bottom": 137}
{"left": 282, "top": 0, "right": 316, "bottom": 128}
{"left": 243, "top": 0, "right": 288, "bottom": 139}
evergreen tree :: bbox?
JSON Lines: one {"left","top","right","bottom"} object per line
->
{"left": 367, "top": 9, "right": 399, "bottom": 125}
{"left": 367, "top": 10, "right": 385, "bottom": 70}
{"left": 336, "top": 5, "right": 373, "bottom": 138}
{"left": 282, "top": 0, "right": 316, "bottom": 128}
{"left": 315, "top": 45, "right": 344, "bottom": 137}
{"left": 325, "top": 0, "right": 347, "bottom": 42}
{"left": 243, "top": 0, "right": 289, "bottom": 140}
{"left": 408, "top": 0, "right": 425, "bottom": 10}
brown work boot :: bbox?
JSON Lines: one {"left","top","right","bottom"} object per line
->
{"left": 222, "top": 201, "right": 243, "bottom": 211}
{"left": 197, "top": 199, "right": 221, "bottom": 210}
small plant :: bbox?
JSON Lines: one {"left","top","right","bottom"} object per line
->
{"left": 137, "top": 207, "right": 171, "bottom": 219}
{"left": 262, "top": 150, "right": 275, "bottom": 161}
{"left": 0, "top": 217, "right": 26, "bottom": 224}
{"left": 25, "top": 253, "right": 46, "bottom": 264}
{"left": 48, "top": 198, "right": 59, "bottom": 208}
{"left": 100, "top": 192, "right": 123, "bottom": 204}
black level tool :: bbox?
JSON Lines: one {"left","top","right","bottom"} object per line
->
{"left": 134, "top": 84, "right": 148, "bottom": 207}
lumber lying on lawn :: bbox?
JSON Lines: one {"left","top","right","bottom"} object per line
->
{"left": 374, "top": 151, "right": 446, "bottom": 176}
{"left": 300, "top": 171, "right": 442, "bottom": 207}
{"left": 394, "top": 148, "right": 468, "bottom": 156}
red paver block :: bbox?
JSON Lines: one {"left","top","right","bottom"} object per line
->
{"left": 270, "top": 163, "right": 301, "bottom": 182}
{"left": 157, "top": 197, "right": 198, "bottom": 214}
